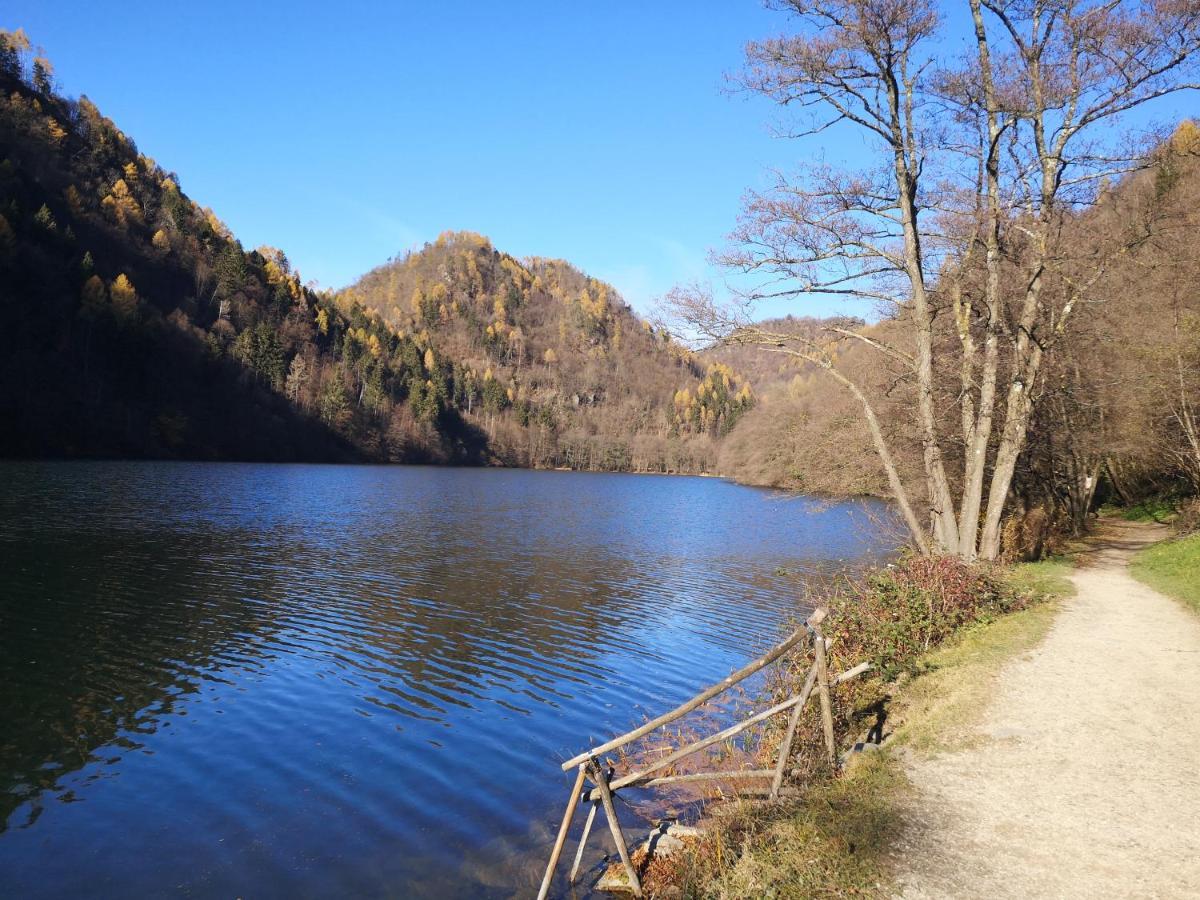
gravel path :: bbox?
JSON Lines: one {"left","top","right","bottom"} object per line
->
{"left": 894, "top": 520, "right": 1200, "bottom": 899}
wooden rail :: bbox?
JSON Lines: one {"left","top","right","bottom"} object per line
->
{"left": 536, "top": 607, "right": 869, "bottom": 900}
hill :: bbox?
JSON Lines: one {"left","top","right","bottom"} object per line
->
{"left": 338, "top": 234, "right": 755, "bottom": 470}
{"left": 0, "top": 31, "right": 752, "bottom": 471}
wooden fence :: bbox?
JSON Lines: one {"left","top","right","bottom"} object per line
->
{"left": 536, "top": 607, "right": 870, "bottom": 899}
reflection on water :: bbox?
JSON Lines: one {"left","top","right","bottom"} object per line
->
{"left": 0, "top": 462, "right": 897, "bottom": 897}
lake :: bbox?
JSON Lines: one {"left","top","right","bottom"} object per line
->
{"left": 0, "top": 462, "right": 897, "bottom": 897}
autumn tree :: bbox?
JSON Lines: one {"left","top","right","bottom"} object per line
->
{"left": 109, "top": 273, "right": 137, "bottom": 321}
{"left": 31, "top": 54, "right": 53, "bottom": 95}
{"left": 0, "top": 29, "right": 30, "bottom": 80}
{"left": 669, "top": 0, "right": 1200, "bottom": 559}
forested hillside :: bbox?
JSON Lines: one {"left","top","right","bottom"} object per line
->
{"left": 0, "top": 31, "right": 751, "bottom": 469}
{"left": 338, "top": 235, "right": 754, "bottom": 471}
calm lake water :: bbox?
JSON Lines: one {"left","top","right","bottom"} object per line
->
{"left": 0, "top": 462, "right": 897, "bottom": 897}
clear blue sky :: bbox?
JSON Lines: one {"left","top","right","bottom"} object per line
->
{"left": 6, "top": 1, "right": 806, "bottom": 315}
{"left": 5, "top": 2, "right": 1193, "bottom": 319}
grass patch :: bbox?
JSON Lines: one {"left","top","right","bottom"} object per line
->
{"left": 1004, "top": 557, "right": 1076, "bottom": 605}
{"left": 1100, "top": 497, "right": 1179, "bottom": 523}
{"left": 888, "top": 597, "right": 1062, "bottom": 756}
{"left": 1131, "top": 532, "right": 1200, "bottom": 614}
{"left": 890, "top": 560, "right": 1072, "bottom": 756}
{"left": 666, "top": 751, "right": 907, "bottom": 899}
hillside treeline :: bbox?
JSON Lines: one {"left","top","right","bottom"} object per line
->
{"left": 0, "top": 31, "right": 751, "bottom": 470}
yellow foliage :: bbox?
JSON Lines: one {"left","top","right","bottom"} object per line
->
{"left": 501, "top": 256, "right": 530, "bottom": 287}
{"left": 506, "top": 387, "right": 515, "bottom": 403}
{"left": 410, "top": 285, "right": 424, "bottom": 320}
{"left": 367, "top": 334, "right": 383, "bottom": 358}
{"left": 122, "top": 161, "right": 138, "bottom": 181}
{"left": 1170, "top": 119, "right": 1200, "bottom": 155}
{"left": 204, "top": 208, "right": 229, "bottom": 238}
{"left": 484, "top": 366, "right": 494, "bottom": 381}
{"left": 543, "top": 348, "right": 557, "bottom": 364}
{"left": 315, "top": 308, "right": 329, "bottom": 335}
{"left": 435, "top": 230, "right": 491, "bottom": 250}
{"left": 45, "top": 117, "right": 67, "bottom": 144}
{"left": 423, "top": 348, "right": 436, "bottom": 371}
{"left": 152, "top": 229, "right": 170, "bottom": 252}
{"left": 109, "top": 273, "right": 138, "bottom": 320}
{"left": 493, "top": 297, "right": 507, "bottom": 322}
{"left": 103, "top": 178, "right": 141, "bottom": 227}
{"left": 2, "top": 28, "right": 31, "bottom": 53}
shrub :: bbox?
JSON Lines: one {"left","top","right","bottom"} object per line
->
{"left": 825, "top": 555, "right": 1021, "bottom": 682}
{"left": 1173, "top": 498, "right": 1200, "bottom": 536}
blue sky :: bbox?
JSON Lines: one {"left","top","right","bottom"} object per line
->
{"left": 6, "top": 1, "right": 806, "bottom": 315}
{"left": 5, "top": 2, "right": 1195, "bottom": 319}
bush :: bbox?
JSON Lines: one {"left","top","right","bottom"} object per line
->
{"left": 825, "top": 555, "right": 1021, "bottom": 682}
{"left": 1174, "top": 498, "right": 1200, "bottom": 535}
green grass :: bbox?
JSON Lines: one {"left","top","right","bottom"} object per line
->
{"left": 1100, "top": 497, "right": 1179, "bottom": 523}
{"left": 1004, "top": 557, "right": 1076, "bottom": 604}
{"left": 888, "top": 559, "right": 1073, "bottom": 755}
{"left": 1131, "top": 532, "right": 1200, "bottom": 613}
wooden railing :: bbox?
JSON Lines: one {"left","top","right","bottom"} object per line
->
{"left": 536, "top": 608, "right": 870, "bottom": 899}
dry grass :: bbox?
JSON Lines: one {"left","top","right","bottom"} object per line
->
{"left": 655, "top": 751, "right": 906, "bottom": 899}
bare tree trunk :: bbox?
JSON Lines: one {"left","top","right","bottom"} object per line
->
{"left": 890, "top": 95, "right": 960, "bottom": 553}
{"left": 980, "top": 337, "right": 1044, "bottom": 559}
{"left": 956, "top": 0, "right": 1006, "bottom": 560}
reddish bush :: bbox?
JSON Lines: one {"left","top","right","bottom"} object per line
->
{"left": 825, "top": 554, "right": 1021, "bottom": 682}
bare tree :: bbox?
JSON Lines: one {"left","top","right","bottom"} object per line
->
{"left": 667, "top": 0, "right": 1200, "bottom": 559}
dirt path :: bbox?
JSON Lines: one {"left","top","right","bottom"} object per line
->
{"left": 894, "top": 520, "right": 1200, "bottom": 899}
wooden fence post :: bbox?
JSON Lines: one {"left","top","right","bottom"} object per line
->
{"left": 813, "top": 630, "right": 836, "bottom": 766}
{"left": 770, "top": 660, "right": 819, "bottom": 799}
{"left": 568, "top": 801, "right": 599, "bottom": 884}
{"left": 536, "top": 763, "right": 587, "bottom": 900}
{"left": 589, "top": 760, "right": 642, "bottom": 898}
